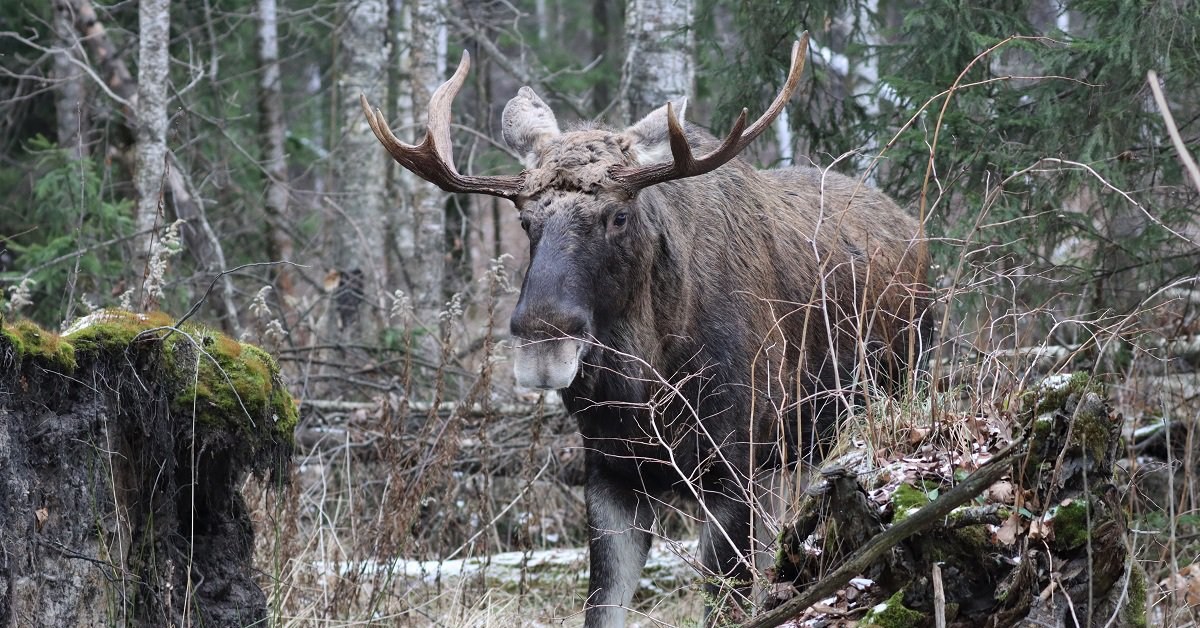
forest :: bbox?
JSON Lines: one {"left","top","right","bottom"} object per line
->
{"left": 1, "top": 0, "right": 1198, "bottom": 626}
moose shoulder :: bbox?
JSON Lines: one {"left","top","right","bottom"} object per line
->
{"left": 362, "top": 35, "right": 930, "bottom": 628}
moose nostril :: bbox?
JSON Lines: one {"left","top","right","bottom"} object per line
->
{"left": 511, "top": 301, "right": 589, "bottom": 340}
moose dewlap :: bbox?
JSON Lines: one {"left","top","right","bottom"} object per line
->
{"left": 363, "top": 34, "right": 930, "bottom": 627}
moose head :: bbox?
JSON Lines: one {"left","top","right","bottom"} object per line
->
{"left": 361, "top": 35, "right": 809, "bottom": 391}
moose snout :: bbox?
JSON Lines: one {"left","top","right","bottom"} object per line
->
{"left": 510, "top": 299, "right": 590, "bottom": 390}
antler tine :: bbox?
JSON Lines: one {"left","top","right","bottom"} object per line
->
{"left": 359, "top": 51, "right": 525, "bottom": 200}
{"left": 738, "top": 34, "right": 808, "bottom": 150}
{"left": 612, "top": 33, "right": 810, "bottom": 192}
{"left": 426, "top": 50, "right": 471, "bottom": 167}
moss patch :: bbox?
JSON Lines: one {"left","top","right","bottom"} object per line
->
{"left": 2, "top": 310, "right": 295, "bottom": 467}
{"left": 1050, "top": 498, "right": 1091, "bottom": 552}
{"left": 173, "top": 326, "right": 298, "bottom": 452}
{"left": 1, "top": 318, "right": 76, "bottom": 370}
{"left": 863, "top": 589, "right": 925, "bottom": 628}
{"left": 1125, "top": 562, "right": 1149, "bottom": 628}
{"left": 1022, "top": 372, "right": 1099, "bottom": 419}
{"left": 891, "top": 482, "right": 933, "bottom": 522}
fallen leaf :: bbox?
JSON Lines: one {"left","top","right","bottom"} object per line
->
{"left": 995, "top": 510, "right": 1021, "bottom": 545}
{"left": 987, "top": 481, "right": 1016, "bottom": 504}
{"left": 1159, "top": 563, "right": 1200, "bottom": 606}
{"left": 1028, "top": 516, "right": 1052, "bottom": 541}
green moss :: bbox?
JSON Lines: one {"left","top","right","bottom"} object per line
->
{"left": 863, "top": 589, "right": 924, "bottom": 628}
{"left": 1051, "top": 498, "right": 1090, "bottom": 551}
{"left": 170, "top": 325, "right": 296, "bottom": 450}
{"left": 1066, "top": 398, "right": 1113, "bottom": 462}
{"left": 891, "top": 483, "right": 932, "bottom": 522}
{"left": 5, "top": 310, "right": 295, "bottom": 461}
{"left": 1125, "top": 562, "right": 1149, "bottom": 628}
{"left": 1, "top": 318, "right": 76, "bottom": 370}
{"left": 1022, "top": 372, "right": 1102, "bottom": 419}
{"left": 66, "top": 310, "right": 174, "bottom": 358}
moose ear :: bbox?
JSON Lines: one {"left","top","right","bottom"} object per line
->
{"left": 623, "top": 98, "right": 688, "bottom": 164}
{"left": 502, "top": 87, "right": 561, "bottom": 168}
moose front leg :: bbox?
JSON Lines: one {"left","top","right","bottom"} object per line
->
{"left": 697, "top": 484, "right": 755, "bottom": 624}
{"left": 584, "top": 473, "right": 654, "bottom": 628}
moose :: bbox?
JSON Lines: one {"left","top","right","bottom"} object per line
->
{"left": 362, "top": 35, "right": 930, "bottom": 627}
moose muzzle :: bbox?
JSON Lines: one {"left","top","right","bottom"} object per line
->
{"left": 512, "top": 337, "right": 583, "bottom": 389}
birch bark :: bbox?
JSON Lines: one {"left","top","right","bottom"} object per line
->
{"left": 333, "top": 0, "right": 389, "bottom": 334}
{"left": 399, "top": 0, "right": 448, "bottom": 338}
{"left": 621, "top": 0, "right": 694, "bottom": 124}
{"left": 257, "top": 0, "right": 295, "bottom": 298}
{"left": 133, "top": 0, "right": 170, "bottom": 304}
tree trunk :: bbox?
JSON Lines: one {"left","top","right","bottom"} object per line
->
{"left": 52, "top": 0, "right": 90, "bottom": 159}
{"left": 0, "top": 315, "right": 292, "bottom": 627}
{"left": 256, "top": 0, "right": 295, "bottom": 301}
{"left": 404, "top": 0, "right": 448, "bottom": 342}
{"left": 332, "top": 0, "right": 389, "bottom": 337}
{"left": 133, "top": 0, "right": 170, "bottom": 306}
{"left": 621, "top": 0, "right": 694, "bottom": 124}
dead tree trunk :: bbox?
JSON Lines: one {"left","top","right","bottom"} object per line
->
{"left": 0, "top": 312, "right": 294, "bottom": 627}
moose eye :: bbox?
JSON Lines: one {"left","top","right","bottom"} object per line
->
{"left": 613, "top": 212, "right": 628, "bottom": 228}
{"left": 520, "top": 217, "right": 531, "bottom": 232}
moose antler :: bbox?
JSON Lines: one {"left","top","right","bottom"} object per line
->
{"left": 610, "top": 33, "right": 810, "bottom": 192}
{"left": 360, "top": 51, "right": 525, "bottom": 200}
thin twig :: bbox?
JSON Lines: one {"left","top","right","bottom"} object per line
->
{"left": 170, "top": 260, "right": 307, "bottom": 333}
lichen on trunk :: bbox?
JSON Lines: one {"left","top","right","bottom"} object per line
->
{"left": 0, "top": 310, "right": 294, "bottom": 626}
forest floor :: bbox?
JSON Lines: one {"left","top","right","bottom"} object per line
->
{"left": 244, "top": 353, "right": 1200, "bottom": 627}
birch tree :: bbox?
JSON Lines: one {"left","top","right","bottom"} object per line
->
{"left": 333, "top": 0, "right": 389, "bottom": 335}
{"left": 134, "top": 0, "right": 169, "bottom": 304}
{"left": 396, "top": 0, "right": 448, "bottom": 339}
{"left": 621, "top": 0, "right": 694, "bottom": 123}
{"left": 257, "top": 0, "right": 294, "bottom": 299}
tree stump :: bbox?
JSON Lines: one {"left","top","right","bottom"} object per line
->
{"left": 0, "top": 311, "right": 295, "bottom": 627}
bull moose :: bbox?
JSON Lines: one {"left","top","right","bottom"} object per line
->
{"left": 362, "top": 34, "right": 930, "bottom": 627}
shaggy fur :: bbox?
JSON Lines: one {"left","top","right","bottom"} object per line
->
{"left": 506, "top": 99, "right": 930, "bottom": 627}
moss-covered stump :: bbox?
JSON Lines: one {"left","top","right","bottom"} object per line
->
{"left": 0, "top": 310, "right": 295, "bottom": 627}
{"left": 768, "top": 373, "right": 1146, "bottom": 628}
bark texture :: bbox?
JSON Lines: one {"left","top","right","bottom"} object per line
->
{"left": 257, "top": 0, "right": 295, "bottom": 298}
{"left": 333, "top": 0, "right": 390, "bottom": 335}
{"left": 133, "top": 0, "right": 170, "bottom": 293}
{"left": 403, "top": 0, "right": 449, "bottom": 338}
{"left": 621, "top": 0, "right": 694, "bottom": 123}
{"left": 0, "top": 313, "right": 294, "bottom": 627}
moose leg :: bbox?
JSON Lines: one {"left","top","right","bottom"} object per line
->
{"left": 697, "top": 484, "right": 754, "bottom": 624}
{"left": 584, "top": 473, "right": 653, "bottom": 628}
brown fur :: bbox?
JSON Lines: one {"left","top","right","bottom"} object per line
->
{"left": 510, "top": 108, "right": 930, "bottom": 626}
